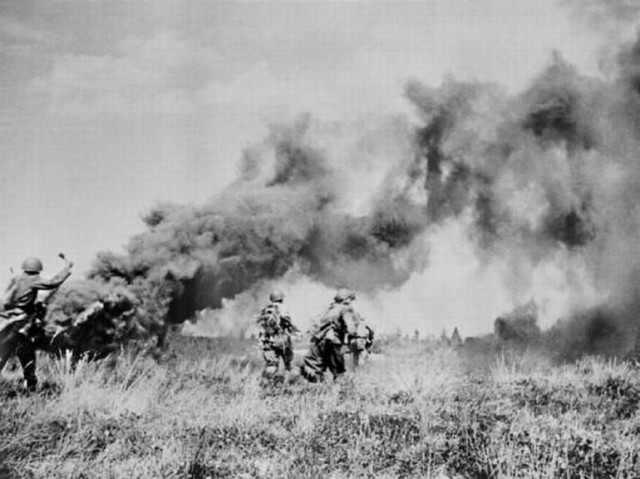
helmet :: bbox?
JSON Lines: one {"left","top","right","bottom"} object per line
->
{"left": 21, "top": 257, "right": 43, "bottom": 273}
{"left": 334, "top": 288, "right": 355, "bottom": 303}
{"left": 269, "top": 289, "right": 285, "bottom": 303}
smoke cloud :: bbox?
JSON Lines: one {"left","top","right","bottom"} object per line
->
{"left": 47, "top": 18, "right": 640, "bottom": 360}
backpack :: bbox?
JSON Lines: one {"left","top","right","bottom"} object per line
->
{"left": 257, "top": 304, "right": 281, "bottom": 337}
{"left": 309, "top": 304, "right": 344, "bottom": 344}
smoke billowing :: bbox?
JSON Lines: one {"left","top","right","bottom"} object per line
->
{"left": 53, "top": 113, "right": 426, "bottom": 344}
{"left": 47, "top": 13, "right": 640, "bottom": 360}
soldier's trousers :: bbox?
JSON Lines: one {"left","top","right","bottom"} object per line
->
{"left": 262, "top": 338, "right": 293, "bottom": 376}
{"left": 15, "top": 334, "right": 37, "bottom": 389}
{"left": 300, "top": 339, "right": 345, "bottom": 382}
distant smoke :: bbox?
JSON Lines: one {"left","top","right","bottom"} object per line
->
{"left": 47, "top": 22, "right": 640, "bottom": 359}
{"left": 494, "top": 301, "right": 541, "bottom": 346}
{"left": 406, "top": 53, "right": 601, "bottom": 258}
{"left": 562, "top": 0, "right": 640, "bottom": 33}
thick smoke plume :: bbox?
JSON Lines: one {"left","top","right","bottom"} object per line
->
{"left": 48, "top": 25, "right": 640, "bottom": 360}
{"left": 400, "top": 38, "right": 640, "bottom": 357}
{"left": 52, "top": 114, "right": 427, "bottom": 346}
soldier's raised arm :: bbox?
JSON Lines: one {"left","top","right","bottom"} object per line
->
{"left": 32, "top": 253, "right": 73, "bottom": 290}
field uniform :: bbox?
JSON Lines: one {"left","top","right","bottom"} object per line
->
{"left": 3, "top": 269, "right": 71, "bottom": 316}
{"left": 257, "top": 298, "right": 298, "bottom": 377}
{"left": 0, "top": 257, "right": 72, "bottom": 389}
{"left": 300, "top": 295, "right": 359, "bottom": 382}
{"left": 348, "top": 319, "right": 375, "bottom": 368}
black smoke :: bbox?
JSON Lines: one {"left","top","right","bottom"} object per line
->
{"left": 48, "top": 25, "right": 640, "bottom": 359}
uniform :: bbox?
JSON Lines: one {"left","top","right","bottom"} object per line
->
{"left": 300, "top": 291, "right": 359, "bottom": 382}
{"left": 257, "top": 294, "right": 298, "bottom": 377}
{"left": 0, "top": 256, "right": 72, "bottom": 389}
{"left": 3, "top": 268, "right": 71, "bottom": 315}
{"left": 348, "top": 317, "right": 375, "bottom": 368}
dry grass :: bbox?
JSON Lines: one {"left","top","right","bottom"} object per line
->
{"left": 1, "top": 336, "right": 639, "bottom": 478}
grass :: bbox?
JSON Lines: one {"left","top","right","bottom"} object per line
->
{"left": 1, "top": 336, "right": 639, "bottom": 478}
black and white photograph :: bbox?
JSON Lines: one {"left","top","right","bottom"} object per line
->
{"left": 1, "top": 0, "right": 640, "bottom": 477}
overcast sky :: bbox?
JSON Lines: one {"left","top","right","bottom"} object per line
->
{"left": 0, "top": 0, "right": 612, "bottom": 276}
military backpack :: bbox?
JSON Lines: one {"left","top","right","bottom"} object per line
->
{"left": 258, "top": 304, "right": 282, "bottom": 337}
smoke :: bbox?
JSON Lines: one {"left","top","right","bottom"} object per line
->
{"left": 562, "top": 0, "right": 640, "bottom": 35}
{"left": 562, "top": 0, "right": 640, "bottom": 76}
{"left": 44, "top": 18, "right": 640, "bottom": 360}
{"left": 53, "top": 113, "right": 428, "bottom": 345}
{"left": 396, "top": 36, "right": 640, "bottom": 352}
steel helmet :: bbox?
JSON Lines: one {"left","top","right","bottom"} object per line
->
{"left": 269, "top": 289, "right": 285, "bottom": 302}
{"left": 334, "top": 288, "right": 355, "bottom": 303}
{"left": 22, "top": 257, "right": 43, "bottom": 273}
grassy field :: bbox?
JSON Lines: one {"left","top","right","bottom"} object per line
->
{"left": 1, "top": 335, "right": 640, "bottom": 478}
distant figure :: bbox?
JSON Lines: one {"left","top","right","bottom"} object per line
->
{"left": 300, "top": 288, "right": 359, "bottom": 383}
{"left": 347, "top": 313, "right": 374, "bottom": 369}
{"left": 0, "top": 254, "right": 73, "bottom": 390}
{"left": 451, "top": 327, "right": 463, "bottom": 347}
{"left": 439, "top": 329, "right": 451, "bottom": 347}
{"left": 256, "top": 289, "right": 299, "bottom": 379}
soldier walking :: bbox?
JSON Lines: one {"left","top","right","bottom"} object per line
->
{"left": 257, "top": 289, "right": 298, "bottom": 379}
{"left": 300, "top": 288, "right": 359, "bottom": 383}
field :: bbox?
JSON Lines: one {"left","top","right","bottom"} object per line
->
{"left": 1, "top": 335, "right": 640, "bottom": 478}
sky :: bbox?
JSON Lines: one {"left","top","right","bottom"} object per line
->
{"left": 0, "top": 0, "right": 612, "bottom": 280}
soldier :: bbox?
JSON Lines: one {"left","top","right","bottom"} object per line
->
{"left": 300, "top": 288, "right": 359, "bottom": 383}
{"left": 256, "top": 289, "right": 299, "bottom": 378}
{"left": 0, "top": 254, "right": 73, "bottom": 389}
{"left": 347, "top": 314, "right": 374, "bottom": 369}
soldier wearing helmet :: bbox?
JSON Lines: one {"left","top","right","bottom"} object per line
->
{"left": 3, "top": 256, "right": 73, "bottom": 315}
{"left": 300, "top": 288, "right": 360, "bottom": 383}
{"left": 347, "top": 312, "right": 374, "bottom": 369}
{"left": 1, "top": 254, "right": 73, "bottom": 389}
{"left": 334, "top": 288, "right": 356, "bottom": 304}
{"left": 256, "top": 289, "right": 299, "bottom": 380}
{"left": 269, "top": 289, "right": 285, "bottom": 303}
